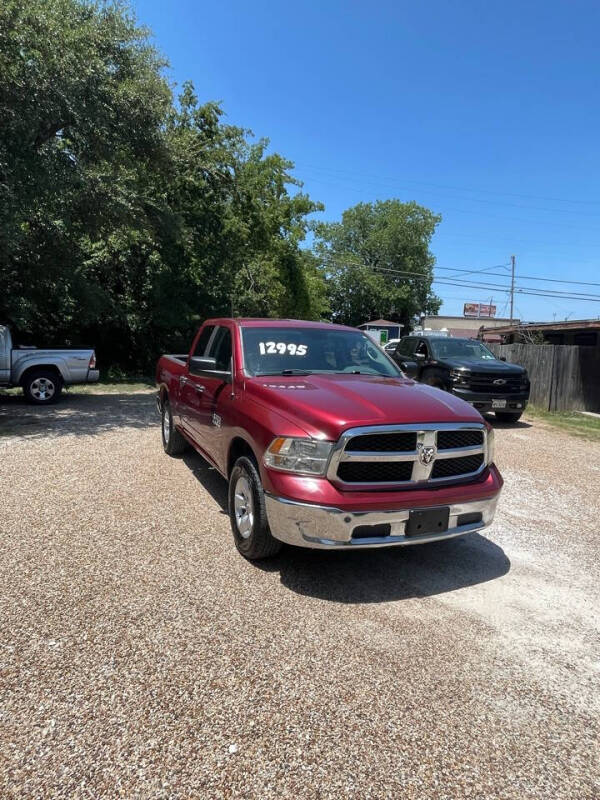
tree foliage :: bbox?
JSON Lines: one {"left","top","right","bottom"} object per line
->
{"left": 0, "top": 1, "right": 441, "bottom": 374}
{"left": 0, "top": 0, "right": 326, "bottom": 371}
{"left": 314, "top": 200, "right": 441, "bottom": 330}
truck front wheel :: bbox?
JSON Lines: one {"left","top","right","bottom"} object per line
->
{"left": 22, "top": 370, "right": 63, "bottom": 404}
{"left": 229, "top": 456, "right": 282, "bottom": 560}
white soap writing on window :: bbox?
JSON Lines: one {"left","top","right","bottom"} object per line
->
{"left": 258, "top": 342, "right": 308, "bottom": 356}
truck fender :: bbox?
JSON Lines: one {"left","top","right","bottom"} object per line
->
{"left": 421, "top": 367, "right": 447, "bottom": 390}
{"left": 227, "top": 432, "right": 262, "bottom": 477}
{"left": 156, "top": 381, "right": 169, "bottom": 411}
{"left": 15, "top": 357, "right": 68, "bottom": 385}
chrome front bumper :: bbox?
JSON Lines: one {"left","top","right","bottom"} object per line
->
{"left": 264, "top": 493, "right": 500, "bottom": 549}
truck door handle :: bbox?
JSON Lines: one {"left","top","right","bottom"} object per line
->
{"left": 179, "top": 376, "right": 204, "bottom": 392}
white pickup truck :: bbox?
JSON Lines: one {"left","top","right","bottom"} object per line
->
{"left": 0, "top": 325, "right": 99, "bottom": 404}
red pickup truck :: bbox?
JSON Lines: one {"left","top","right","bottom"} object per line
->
{"left": 156, "top": 319, "right": 503, "bottom": 560}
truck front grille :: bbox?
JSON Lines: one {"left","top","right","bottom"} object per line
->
{"left": 466, "top": 374, "right": 523, "bottom": 393}
{"left": 348, "top": 432, "right": 417, "bottom": 452}
{"left": 329, "top": 424, "right": 487, "bottom": 489}
{"left": 338, "top": 461, "right": 413, "bottom": 483}
{"left": 437, "top": 429, "right": 483, "bottom": 450}
{"left": 431, "top": 454, "right": 484, "bottom": 479}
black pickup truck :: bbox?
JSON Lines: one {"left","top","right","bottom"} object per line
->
{"left": 390, "top": 335, "right": 530, "bottom": 423}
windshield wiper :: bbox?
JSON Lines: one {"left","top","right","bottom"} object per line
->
{"left": 257, "top": 369, "right": 313, "bottom": 376}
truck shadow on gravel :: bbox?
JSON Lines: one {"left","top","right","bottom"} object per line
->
{"left": 483, "top": 414, "right": 532, "bottom": 430}
{"left": 261, "top": 535, "right": 511, "bottom": 603}
{"left": 0, "top": 392, "right": 156, "bottom": 439}
{"left": 184, "top": 452, "right": 511, "bottom": 604}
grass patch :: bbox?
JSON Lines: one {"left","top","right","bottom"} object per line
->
{"left": 73, "top": 378, "right": 154, "bottom": 394}
{"left": 524, "top": 406, "right": 600, "bottom": 441}
{"left": 0, "top": 378, "right": 155, "bottom": 399}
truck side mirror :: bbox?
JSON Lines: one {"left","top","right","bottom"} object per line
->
{"left": 400, "top": 361, "right": 419, "bottom": 378}
{"left": 189, "top": 356, "right": 217, "bottom": 374}
{"left": 189, "top": 355, "right": 232, "bottom": 382}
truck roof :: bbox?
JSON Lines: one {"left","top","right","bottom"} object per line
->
{"left": 204, "top": 317, "right": 357, "bottom": 331}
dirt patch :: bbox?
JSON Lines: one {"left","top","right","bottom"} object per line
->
{"left": 1, "top": 395, "right": 598, "bottom": 798}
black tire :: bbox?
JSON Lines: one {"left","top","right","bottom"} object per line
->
{"left": 228, "top": 456, "right": 282, "bottom": 560}
{"left": 22, "top": 369, "right": 63, "bottom": 404}
{"left": 495, "top": 410, "right": 523, "bottom": 424}
{"left": 161, "top": 397, "right": 188, "bottom": 456}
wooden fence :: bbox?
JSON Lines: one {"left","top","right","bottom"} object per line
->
{"left": 487, "top": 343, "right": 600, "bottom": 412}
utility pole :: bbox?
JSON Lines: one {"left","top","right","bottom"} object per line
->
{"left": 509, "top": 255, "right": 515, "bottom": 323}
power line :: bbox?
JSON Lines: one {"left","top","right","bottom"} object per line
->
{"left": 316, "top": 250, "right": 600, "bottom": 288}
{"left": 301, "top": 172, "right": 600, "bottom": 233}
{"left": 510, "top": 255, "right": 516, "bottom": 324}
{"left": 297, "top": 162, "right": 600, "bottom": 208}
{"left": 317, "top": 253, "right": 600, "bottom": 302}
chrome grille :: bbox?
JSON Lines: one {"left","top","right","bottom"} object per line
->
{"left": 328, "top": 423, "right": 487, "bottom": 489}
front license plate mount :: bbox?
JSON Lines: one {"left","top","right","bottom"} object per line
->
{"left": 405, "top": 507, "right": 450, "bottom": 537}
{"left": 492, "top": 398, "right": 507, "bottom": 409}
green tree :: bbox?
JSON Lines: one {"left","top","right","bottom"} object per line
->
{"left": 314, "top": 200, "right": 441, "bottom": 330}
{"left": 0, "top": 0, "right": 171, "bottom": 341}
{"left": 0, "top": 0, "right": 327, "bottom": 372}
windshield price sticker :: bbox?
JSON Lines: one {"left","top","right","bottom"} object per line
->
{"left": 258, "top": 341, "right": 308, "bottom": 356}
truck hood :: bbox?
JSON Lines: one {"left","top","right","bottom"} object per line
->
{"left": 437, "top": 358, "right": 527, "bottom": 375}
{"left": 246, "top": 373, "right": 483, "bottom": 441}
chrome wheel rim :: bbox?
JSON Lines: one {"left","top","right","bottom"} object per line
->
{"left": 31, "top": 377, "right": 55, "bottom": 400}
{"left": 234, "top": 476, "right": 254, "bottom": 539}
{"left": 162, "top": 408, "right": 170, "bottom": 442}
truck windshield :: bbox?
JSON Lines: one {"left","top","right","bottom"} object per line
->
{"left": 241, "top": 327, "right": 402, "bottom": 377}
{"left": 430, "top": 339, "right": 496, "bottom": 360}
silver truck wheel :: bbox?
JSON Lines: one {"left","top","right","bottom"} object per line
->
{"left": 162, "top": 406, "right": 171, "bottom": 442}
{"left": 31, "top": 377, "right": 55, "bottom": 401}
{"left": 22, "top": 370, "right": 63, "bottom": 404}
{"left": 233, "top": 476, "right": 255, "bottom": 539}
{"left": 161, "top": 398, "right": 187, "bottom": 456}
{"left": 228, "top": 456, "right": 282, "bottom": 560}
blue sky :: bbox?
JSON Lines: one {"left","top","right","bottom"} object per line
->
{"left": 134, "top": 0, "right": 600, "bottom": 322}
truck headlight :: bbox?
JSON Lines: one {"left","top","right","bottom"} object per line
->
{"left": 449, "top": 369, "right": 467, "bottom": 383}
{"left": 264, "top": 437, "right": 333, "bottom": 475}
{"left": 485, "top": 427, "right": 495, "bottom": 465}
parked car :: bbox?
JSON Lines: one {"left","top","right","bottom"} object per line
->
{"left": 156, "top": 319, "right": 503, "bottom": 560}
{"left": 0, "top": 325, "right": 98, "bottom": 404}
{"left": 390, "top": 335, "right": 529, "bottom": 423}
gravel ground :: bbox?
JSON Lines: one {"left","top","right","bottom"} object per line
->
{"left": 1, "top": 391, "right": 599, "bottom": 799}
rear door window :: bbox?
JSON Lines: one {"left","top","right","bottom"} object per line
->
{"left": 207, "top": 326, "right": 232, "bottom": 371}
{"left": 192, "top": 325, "right": 215, "bottom": 357}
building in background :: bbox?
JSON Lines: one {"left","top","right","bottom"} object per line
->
{"left": 419, "top": 314, "right": 516, "bottom": 342}
{"left": 481, "top": 318, "right": 600, "bottom": 346}
{"left": 358, "top": 319, "right": 404, "bottom": 342}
